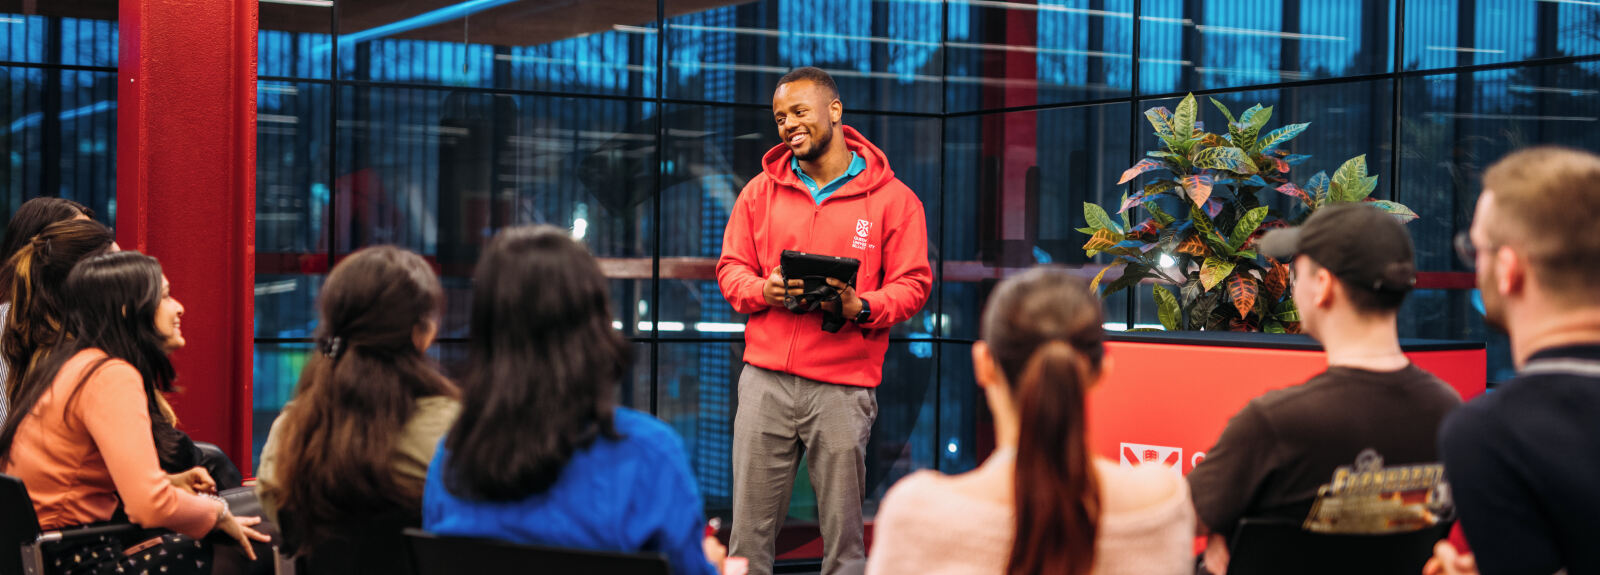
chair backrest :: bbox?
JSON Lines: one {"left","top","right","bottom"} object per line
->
{"left": 404, "top": 528, "right": 672, "bottom": 575}
{"left": 1227, "top": 518, "right": 1453, "bottom": 575}
{"left": 0, "top": 473, "right": 43, "bottom": 575}
{"left": 279, "top": 508, "right": 420, "bottom": 575}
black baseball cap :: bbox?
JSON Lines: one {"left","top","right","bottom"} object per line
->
{"left": 1257, "top": 203, "right": 1417, "bottom": 293}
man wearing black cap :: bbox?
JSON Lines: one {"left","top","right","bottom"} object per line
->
{"left": 1187, "top": 203, "right": 1463, "bottom": 574}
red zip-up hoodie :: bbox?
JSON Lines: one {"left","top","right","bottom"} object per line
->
{"left": 717, "top": 125, "right": 932, "bottom": 388}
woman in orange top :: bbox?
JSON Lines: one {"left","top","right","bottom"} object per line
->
{"left": 0, "top": 251, "right": 268, "bottom": 575}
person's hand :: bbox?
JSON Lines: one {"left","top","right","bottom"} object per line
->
{"left": 168, "top": 467, "right": 216, "bottom": 495}
{"left": 819, "top": 278, "right": 862, "bottom": 319}
{"left": 762, "top": 267, "right": 804, "bottom": 308}
{"left": 1423, "top": 541, "right": 1478, "bottom": 575}
{"left": 703, "top": 535, "right": 727, "bottom": 572}
{"left": 215, "top": 513, "right": 272, "bottom": 561}
{"left": 1202, "top": 533, "right": 1229, "bottom": 575}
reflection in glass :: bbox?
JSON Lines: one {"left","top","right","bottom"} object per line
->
{"left": 665, "top": 0, "right": 943, "bottom": 114}
{"left": 334, "top": 0, "right": 657, "bottom": 96}
{"left": 252, "top": 342, "right": 315, "bottom": 468}
{"left": 1404, "top": 0, "right": 1600, "bottom": 71}
{"left": 260, "top": 0, "right": 333, "bottom": 79}
{"left": 0, "top": 68, "right": 117, "bottom": 227}
{"left": 942, "top": 102, "right": 1132, "bottom": 339}
{"left": 0, "top": 1, "right": 118, "bottom": 67}
{"left": 1140, "top": 0, "right": 1394, "bottom": 93}
{"left": 945, "top": 0, "right": 1135, "bottom": 113}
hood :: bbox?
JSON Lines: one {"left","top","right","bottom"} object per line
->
{"left": 760, "top": 125, "right": 896, "bottom": 199}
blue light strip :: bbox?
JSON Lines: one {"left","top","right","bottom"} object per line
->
{"left": 316, "top": 0, "right": 520, "bottom": 54}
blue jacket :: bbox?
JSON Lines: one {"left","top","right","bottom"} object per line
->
{"left": 422, "top": 407, "right": 716, "bottom": 575}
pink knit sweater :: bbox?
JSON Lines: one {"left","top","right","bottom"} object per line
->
{"left": 867, "top": 456, "right": 1195, "bottom": 575}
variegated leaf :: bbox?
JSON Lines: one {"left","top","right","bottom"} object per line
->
{"left": 1229, "top": 275, "right": 1259, "bottom": 319}
{"left": 1201, "top": 257, "right": 1236, "bottom": 291}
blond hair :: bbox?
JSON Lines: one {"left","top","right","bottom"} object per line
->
{"left": 1482, "top": 146, "right": 1600, "bottom": 305}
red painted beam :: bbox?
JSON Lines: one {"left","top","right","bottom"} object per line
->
{"left": 118, "top": 0, "right": 258, "bottom": 470}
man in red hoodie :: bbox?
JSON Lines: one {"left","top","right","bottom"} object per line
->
{"left": 717, "top": 67, "right": 932, "bottom": 575}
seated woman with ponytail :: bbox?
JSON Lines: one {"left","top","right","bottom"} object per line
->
{"left": 0, "top": 251, "right": 270, "bottom": 574}
{"left": 866, "top": 267, "right": 1195, "bottom": 575}
{"left": 256, "top": 246, "right": 459, "bottom": 573}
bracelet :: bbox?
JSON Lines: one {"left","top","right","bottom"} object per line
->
{"left": 202, "top": 492, "right": 230, "bottom": 520}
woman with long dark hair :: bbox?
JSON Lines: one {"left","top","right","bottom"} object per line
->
{"left": 257, "top": 245, "right": 459, "bottom": 571}
{"left": 423, "top": 225, "right": 725, "bottom": 575}
{"left": 0, "top": 197, "right": 92, "bottom": 421}
{"left": 866, "top": 268, "right": 1194, "bottom": 575}
{"left": 0, "top": 251, "right": 269, "bottom": 574}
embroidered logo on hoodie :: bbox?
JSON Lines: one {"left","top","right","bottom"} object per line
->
{"left": 853, "top": 219, "right": 871, "bottom": 250}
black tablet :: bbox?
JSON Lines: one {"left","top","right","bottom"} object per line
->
{"left": 780, "top": 250, "right": 860, "bottom": 292}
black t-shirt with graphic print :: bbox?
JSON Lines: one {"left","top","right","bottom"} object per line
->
{"left": 1187, "top": 364, "right": 1463, "bottom": 539}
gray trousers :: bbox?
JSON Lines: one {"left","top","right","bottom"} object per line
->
{"left": 730, "top": 364, "right": 877, "bottom": 575}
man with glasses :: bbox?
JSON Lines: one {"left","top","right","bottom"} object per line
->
{"left": 1426, "top": 146, "right": 1600, "bottom": 575}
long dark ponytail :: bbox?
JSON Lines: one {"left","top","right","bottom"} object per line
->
{"left": 981, "top": 267, "right": 1105, "bottom": 575}
{"left": 0, "top": 251, "right": 176, "bottom": 464}
{"left": 264, "top": 245, "right": 456, "bottom": 549}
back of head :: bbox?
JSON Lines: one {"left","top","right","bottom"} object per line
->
{"left": 266, "top": 245, "right": 455, "bottom": 549}
{"left": 981, "top": 267, "right": 1105, "bottom": 575}
{"left": 1482, "top": 146, "right": 1600, "bottom": 306}
{"left": 0, "top": 250, "right": 170, "bottom": 463}
{"left": 0, "top": 197, "right": 92, "bottom": 305}
{"left": 444, "top": 225, "right": 630, "bottom": 502}
{"left": 2, "top": 219, "right": 115, "bottom": 405}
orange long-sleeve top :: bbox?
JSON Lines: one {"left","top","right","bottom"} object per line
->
{"left": 1, "top": 349, "right": 219, "bottom": 538}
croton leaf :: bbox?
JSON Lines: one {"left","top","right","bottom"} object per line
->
{"left": 1275, "top": 183, "right": 1313, "bottom": 206}
{"left": 1264, "top": 320, "right": 1287, "bottom": 334}
{"left": 1082, "top": 228, "right": 1122, "bottom": 255}
{"left": 1307, "top": 171, "right": 1331, "bottom": 206}
{"left": 1201, "top": 257, "right": 1236, "bottom": 291}
{"left": 1076, "top": 227, "right": 1097, "bottom": 235}
{"left": 1229, "top": 274, "right": 1259, "bottom": 319}
{"left": 1147, "top": 106, "right": 1179, "bottom": 142}
{"left": 1263, "top": 259, "right": 1290, "bottom": 299}
{"left": 1102, "top": 263, "right": 1151, "bottom": 297}
{"left": 1271, "top": 157, "right": 1291, "bottom": 173}
{"left": 1191, "top": 146, "right": 1258, "bottom": 174}
{"left": 1204, "top": 198, "right": 1224, "bottom": 218}
{"left": 1118, "top": 158, "right": 1167, "bottom": 185}
{"left": 1228, "top": 206, "right": 1270, "bottom": 250}
{"left": 1284, "top": 154, "right": 1313, "bottom": 166}
{"left": 1129, "top": 218, "right": 1164, "bottom": 238}
{"left": 1084, "top": 202, "right": 1121, "bottom": 233}
{"left": 1089, "top": 262, "right": 1122, "bottom": 295}
{"left": 1190, "top": 204, "right": 1232, "bottom": 255}
{"left": 1230, "top": 122, "right": 1263, "bottom": 155}
{"left": 1154, "top": 285, "right": 1181, "bottom": 331}
{"left": 1198, "top": 133, "right": 1230, "bottom": 149}
{"left": 1245, "top": 104, "right": 1274, "bottom": 130}
{"left": 1119, "top": 193, "right": 1134, "bottom": 229}
{"left": 1146, "top": 201, "right": 1176, "bottom": 226}
{"left": 1210, "top": 97, "right": 1237, "bottom": 124}
{"left": 1148, "top": 151, "right": 1183, "bottom": 161}
{"left": 1332, "top": 155, "right": 1380, "bottom": 203}
{"left": 1190, "top": 291, "right": 1221, "bottom": 330}
{"left": 1175, "top": 234, "right": 1208, "bottom": 257}
{"left": 1274, "top": 298, "right": 1301, "bottom": 322}
{"left": 1365, "top": 199, "right": 1420, "bottom": 223}
{"left": 1229, "top": 316, "right": 1260, "bottom": 332}
{"left": 1173, "top": 94, "right": 1199, "bottom": 146}
{"left": 1257, "top": 122, "right": 1309, "bottom": 152}
{"left": 1183, "top": 174, "right": 1216, "bottom": 206}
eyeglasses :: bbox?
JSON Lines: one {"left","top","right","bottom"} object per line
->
{"left": 1454, "top": 231, "right": 1478, "bottom": 270}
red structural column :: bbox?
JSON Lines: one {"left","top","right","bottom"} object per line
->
{"left": 117, "top": 0, "right": 258, "bottom": 469}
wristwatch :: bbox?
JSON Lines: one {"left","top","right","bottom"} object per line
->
{"left": 853, "top": 297, "right": 872, "bottom": 324}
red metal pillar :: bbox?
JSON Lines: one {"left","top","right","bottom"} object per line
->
{"left": 117, "top": 0, "right": 257, "bottom": 469}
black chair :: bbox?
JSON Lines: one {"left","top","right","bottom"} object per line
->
{"left": 1, "top": 473, "right": 136, "bottom": 575}
{"left": 1225, "top": 518, "right": 1453, "bottom": 575}
{"left": 404, "top": 528, "right": 671, "bottom": 575}
{"left": 279, "top": 509, "right": 418, "bottom": 575}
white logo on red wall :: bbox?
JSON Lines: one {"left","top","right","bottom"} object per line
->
{"left": 852, "top": 219, "right": 871, "bottom": 250}
{"left": 1120, "top": 443, "right": 1184, "bottom": 477}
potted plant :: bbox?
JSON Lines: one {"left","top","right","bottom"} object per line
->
{"left": 1083, "top": 93, "right": 1419, "bottom": 333}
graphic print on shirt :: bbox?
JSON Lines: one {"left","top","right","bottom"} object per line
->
{"left": 1120, "top": 442, "right": 1184, "bottom": 477}
{"left": 852, "top": 219, "right": 871, "bottom": 250}
{"left": 1303, "top": 448, "right": 1453, "bottom": 534}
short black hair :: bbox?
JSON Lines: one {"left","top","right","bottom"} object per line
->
{"left": 777, "top": 66, "right": 839, "bottom": 101}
